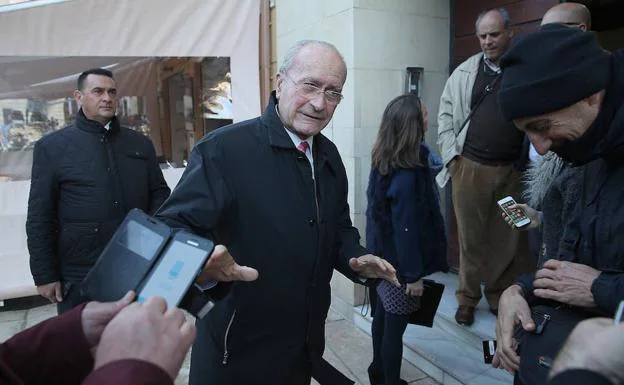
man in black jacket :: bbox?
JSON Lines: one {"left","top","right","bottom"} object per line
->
{"left": 155, "top": 40, "right": 399, "bottom": 385}
{"left": 26, "top": 68, "right": 171, "bottom": 314}
{"left": 491, "top": 25, "right": 624, "bottom": 377}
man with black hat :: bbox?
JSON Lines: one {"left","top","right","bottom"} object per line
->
{"left": 492, "top": 23, "right": 624, "bottom": 381}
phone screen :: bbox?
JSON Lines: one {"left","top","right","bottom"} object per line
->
{"left": 137, "top": 239, "right": 209, "bottom": 308}
{"left": 500, "top": 199, "right": 528, "bottom": 226}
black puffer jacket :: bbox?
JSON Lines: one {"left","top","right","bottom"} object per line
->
{"left": 26, "top": 110, "right": 170, "bottom": 285}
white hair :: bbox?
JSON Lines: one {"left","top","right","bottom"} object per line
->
{"left": 278, "top": 40, "right": 347, "bottom": 78}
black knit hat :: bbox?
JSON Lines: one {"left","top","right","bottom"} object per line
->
{"left": 498, "top": 24, "right": 611, "bottom": 121}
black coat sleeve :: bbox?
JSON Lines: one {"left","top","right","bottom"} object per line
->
{"left": 592, "top": 272, "right": 624, "bottom": 314}
{"left": 155, "top": 142, "right": 233, "bottom": 310}
{"left": 548, "top": 369, "right": 614, "bottom": 385}
{"left": 334, "top": 159, "right": 369, "bottom": 283}
{"left": 144, "top": 139, "right": 170, "bottom": 215}
{"left": 26, "top": 139, "right": 60, "bottom": 286}
{"left": 155, "top": 142, "right": 231, "bottom": 235}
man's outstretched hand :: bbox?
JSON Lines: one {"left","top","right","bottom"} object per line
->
{"left": 349, "top": 254, "right": 400, "bottom": 287}
{"left": 196, "top": 245, "right": 259, "bottom": 285}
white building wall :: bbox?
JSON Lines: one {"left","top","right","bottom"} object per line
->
{"left": 275, "top": 0, "right": 450, "bottom": 312}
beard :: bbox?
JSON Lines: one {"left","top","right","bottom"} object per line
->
{"left": 550, "top": 134, "right": 599, "bottom": 166}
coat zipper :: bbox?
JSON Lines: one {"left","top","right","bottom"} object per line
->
{"left": 312, "top": 175, "right": 320, "bottom": 223}
{"left": 222, "top": 310, "right": 237, "bottom": 366}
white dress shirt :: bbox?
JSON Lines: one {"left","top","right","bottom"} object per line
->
{"left": 284, "top": 127, "right": 314, "bottom": 175}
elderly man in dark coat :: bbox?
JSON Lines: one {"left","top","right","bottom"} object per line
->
{"left": 155, "top": 40, "right": 399, "bottom": 385}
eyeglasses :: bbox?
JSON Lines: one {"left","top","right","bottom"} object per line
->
{"left": 281, "top": 72, "right": 344, "bottom": 104}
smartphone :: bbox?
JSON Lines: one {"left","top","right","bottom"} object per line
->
{"left": 137, "top": 231, "right": 214, "bottom": 309}
{"left": 482, "top": 340, "right": 497, "bottom": 364}
{"left": 497, "top": 196, "right": 531, "bottom": 228}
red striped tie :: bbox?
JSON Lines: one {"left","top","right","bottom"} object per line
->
{"left": 297, "top": 141, "right": 309, "bottom": 154}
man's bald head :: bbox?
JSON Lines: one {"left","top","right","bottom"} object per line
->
{"left": 541, "top": 3, "right": 591, "bottom": 31}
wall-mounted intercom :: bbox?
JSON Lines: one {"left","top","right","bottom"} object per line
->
{"left": 405, "top": 67, "right": 424, "bottom": 97}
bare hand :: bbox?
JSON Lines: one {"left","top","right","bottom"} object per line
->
{"left": 533, "top": 260, "right": 600, "bottom": 308}
{"left": 501, "top": 204, "right": 540, "bottom": 231}
{"left": 492, "top": 285, "right": 535, "bottom": 373}
{"left": 37, "top": 281, "right": 62, "bottom": 303}
{"left": 550, "top": 318, "right": 624, "bottom": 384}
{"left": 82, "top": 291, "right": 135, "bottom": 347}
{"left": 196, "top": 244, "right": 259, "bottom": 285}
{"left": 94, "top": 297, "right": 196, "bottom": 380}
{"left": 349, "top": 254, "right": 399, "bottom": 287}
{"left": 406, "top": 279, "right": 424, "bottom": 297}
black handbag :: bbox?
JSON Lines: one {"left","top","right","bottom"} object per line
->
{"left": 408, "top": 279, "right": 445, "bottom": 327}
{"left": 517, "top": 304, "right": 597, "bottom": 385}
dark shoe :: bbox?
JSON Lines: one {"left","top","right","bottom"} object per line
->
{"left": 455, "top": 305, "right": 475, "bottom": 326}
{"left": 367, "top": 363, "right": 383, "bottom": 385}
{"left": 490, "top": 308, "right": 498, "bottom": 317}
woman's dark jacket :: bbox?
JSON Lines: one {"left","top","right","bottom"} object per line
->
{"left": 366, "top": 144, "right": 449, "bottom": 284}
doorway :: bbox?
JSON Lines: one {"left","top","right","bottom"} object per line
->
{"left": 165, "top": 71, "right": 195, "bottom": 167}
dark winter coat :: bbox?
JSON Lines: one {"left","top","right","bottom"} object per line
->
{"left": 26, "top": 109, "right": 170, "bottom": 285}
{"left": 366, "top": 144, "right": 449, "bottom": 284}
{"left": 155, "top": 93, "right": 368, "bottom": 385}
{"left": 519, "top": 50, "right": 624, "bottom": 315}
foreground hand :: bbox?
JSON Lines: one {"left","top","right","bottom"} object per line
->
{"left": 196, "top": 245, "right": 259, "bottom": 285}
{"left": 533, "top": 260, "right": 600, "bottom": 308}
{"left": 550, "top": 318, "right": 624, "bottom": 385}
{"left": 94, "top": 297, "right": 196, "bottom": 380}
{"left": 501, "top": 204, "right": 540, "bottom": 231}
{"left": 37, "top": 281, "right": 62, "bottom": 303}
{"left": 349, "top": 254, "right": 399, "bottom": 287}
{"left": 82, "top": 291, "right": 135, "bottom": 348}
{"left": 492, "top": 285, "right": 535, "bottom": 373}
{"left": 406, "top": 279, "right": 424, "bottom": 297}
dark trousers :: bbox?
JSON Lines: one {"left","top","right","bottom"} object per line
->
{"left": 371, "top": 299, "right": 409, "bottom": 385}
{"left": 56, "top": 282, "right": 89, "bottom": 314}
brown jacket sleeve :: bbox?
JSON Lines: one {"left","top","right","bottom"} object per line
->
{"left": 83, "top": 361, "right": 172, "bottom": 385}
{"left": 0, "top": 304, "right": 93, "bottom": 385}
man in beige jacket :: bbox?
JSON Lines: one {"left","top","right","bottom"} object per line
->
{"left": 436, "top": 8, "right": 532, "bottom": 325}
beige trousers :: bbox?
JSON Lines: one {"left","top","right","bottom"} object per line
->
{"left": 450, "top": 156, "right": 534, "bottom": 309}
